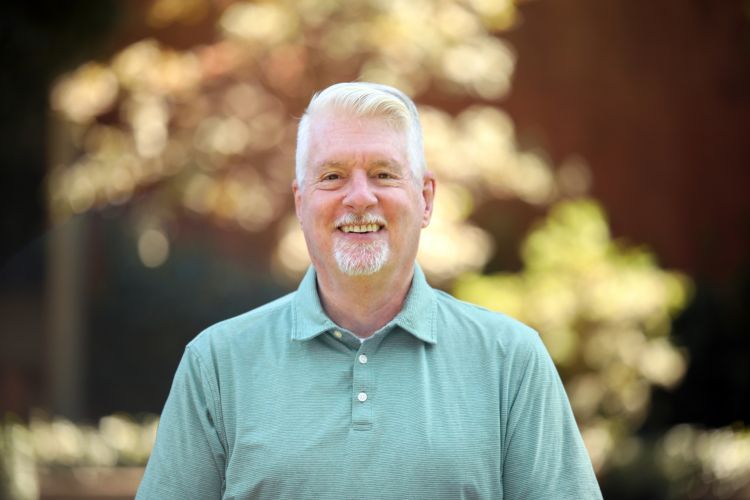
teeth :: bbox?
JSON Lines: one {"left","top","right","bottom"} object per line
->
{"left": 341, "top": 224, "right": 381, "bottom": 233}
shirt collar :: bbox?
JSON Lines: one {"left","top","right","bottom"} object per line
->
{"left": 292, "top": 263, "right": 437, "bottom": 344}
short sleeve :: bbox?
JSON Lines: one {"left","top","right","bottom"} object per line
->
{"left": 502, "top": 333, "right": 603, "bottom": 499}
{"left": 136, "top": 346, "right": 226, "bottom": 499}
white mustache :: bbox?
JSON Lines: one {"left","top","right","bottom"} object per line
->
{"left": 334, "top": 213, "right": 387, "bottom": 228}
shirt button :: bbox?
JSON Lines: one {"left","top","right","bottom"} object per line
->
{"left": 333, "top": 330, "right": 342, "bottom": 339}
{"left": 358, "top": 354, "right": 368, "bottom": 364}
{"left": 357, "top": 392, "right": 368, "bottom": 402}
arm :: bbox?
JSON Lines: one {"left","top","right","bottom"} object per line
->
{"left": 137, "top": 346, "right": 227, "bottom": 499}
{"left": 502, "top": 333, "right": 602, "bottom": 499}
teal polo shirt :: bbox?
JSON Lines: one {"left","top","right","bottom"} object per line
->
{"left": 137, "top": 265, "right": 602, "bottom": 499}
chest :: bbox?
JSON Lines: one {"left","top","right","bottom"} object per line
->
{"left": 220, "top": 337, "right": 504, "bottom": 499}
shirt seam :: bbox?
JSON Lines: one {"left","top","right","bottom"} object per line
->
{"left": 291, "top": 290, "right": 299, "bottom": 341}
{"left": 429, "top": 287, "right": 437, "bottom": 343}
{"left": 186, "top": 345, "right": 229, "bottom": 469}
{"left": 501, "top": 332, "right": 536, "bottom": 475}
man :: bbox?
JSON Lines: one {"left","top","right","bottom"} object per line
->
{"left": 137, "top": 82, "right": 603, "bottom": 499}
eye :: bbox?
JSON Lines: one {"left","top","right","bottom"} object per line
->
{"left": 376, "top": 172, "right": 394, "bottom": 179}
{"left": 322, "top": 173, "right": 340, "bottom": 181}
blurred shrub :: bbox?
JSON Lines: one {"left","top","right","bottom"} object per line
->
{"left": 1, "top": 417, "right": 37, "bottom": 500}
{"left": 658, "top": 424, "right": 750, "bottom": 499}
{"left": 455, "top": 199, "right": 692, "bottom": 471}
{"left": 602, "top": 425, "right": 750, "bottom": 500}
{"left": 0, "top": 412, "right": 157, "bottom": 500}
{"left": 25, "top": 412, "right": 157, "bottom": 468}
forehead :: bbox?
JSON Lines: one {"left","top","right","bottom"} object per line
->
{"left": 307, "top": 112, "right": 409, "bottom": 170}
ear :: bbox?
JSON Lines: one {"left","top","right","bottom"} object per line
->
{"left": 292, "top": 179, "right": 303, "bottom": 222}
{"left": 420, "top": 172, "right": 436, "bottom": 228}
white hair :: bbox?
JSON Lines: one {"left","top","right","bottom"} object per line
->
{"left": 295, "top": 82, "right": 425, "bottom": 185}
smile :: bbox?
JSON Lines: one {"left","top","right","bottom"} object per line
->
{"left": 339, "top": 224, "right": 383, "bottom": 233}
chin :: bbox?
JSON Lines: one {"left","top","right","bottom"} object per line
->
{"left": 334, "top": 240, "right": 390, "bottom": 276}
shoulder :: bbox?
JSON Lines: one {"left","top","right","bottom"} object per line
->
{"left": 432, "top": 288, "right": 544, "bottom": 357}
{"left": 186, "top": 291, "right": 296, "bottom": 359}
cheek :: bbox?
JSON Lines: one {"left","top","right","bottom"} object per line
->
{"left": 301, "top": 205, "right": 333, "bottom": 240}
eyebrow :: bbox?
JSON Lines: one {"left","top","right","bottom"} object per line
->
{"left": 312, "top": 158, "right": 406, "bottom": 173}
{"left": 371, "top": 159, "right": 404, "bottom": 170}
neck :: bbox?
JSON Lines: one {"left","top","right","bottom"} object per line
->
{"left": 315, "top": 265, "right": 414, "bottom": 339}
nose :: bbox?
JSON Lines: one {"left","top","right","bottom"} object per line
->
{"left": 342, "top": 170, "right": 377, "bottom": 212}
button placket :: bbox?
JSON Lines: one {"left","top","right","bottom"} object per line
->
{"left": 351, "top": 346, "right": 372, "bottom": 430}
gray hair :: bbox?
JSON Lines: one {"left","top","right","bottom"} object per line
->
{"left": 295, "top": 82, "right": 425, "bottom": 185}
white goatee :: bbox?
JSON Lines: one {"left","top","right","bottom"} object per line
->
{"left": 334, "top": 239, "right": 390, "bottom": 276}
{"left": 333, "top": 213, "right": 389, "bottom": 276}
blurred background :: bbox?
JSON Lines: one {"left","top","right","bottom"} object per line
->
{"left": 1, "top": 0, "right": 749, "bottom": 498}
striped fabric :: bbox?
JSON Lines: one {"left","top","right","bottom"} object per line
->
{"left": 137, "top": 265, "right": 602, "bottom": 499}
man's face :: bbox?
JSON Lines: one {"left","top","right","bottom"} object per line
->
{"left": 293, "top": 112, "right": 434, "bottom": 279}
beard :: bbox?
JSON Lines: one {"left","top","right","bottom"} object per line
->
{"left": 333, "top": 238, "right": 390, "bottom": 276}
